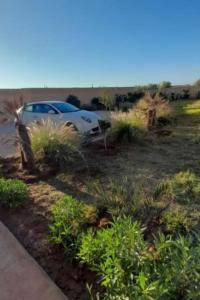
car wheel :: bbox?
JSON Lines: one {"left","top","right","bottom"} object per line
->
{"left": 65, "top": 122, "right": 78, "bottom": 131}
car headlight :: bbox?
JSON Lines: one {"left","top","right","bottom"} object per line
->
{"left": 81, "top": 116, "right": 92, "bottom": 123}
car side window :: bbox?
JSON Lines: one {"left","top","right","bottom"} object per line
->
{"left": 32, "top": 104, "right": 57, "bottom": 114}
{"left": 23, "top": 104, "right": 33, "bottom": 112}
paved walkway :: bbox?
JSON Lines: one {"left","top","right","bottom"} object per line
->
{"left": 0, "top": 221, "right": 68, "bottom": 300}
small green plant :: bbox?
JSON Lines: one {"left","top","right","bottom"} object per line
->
{"left": 162, "top": 209, "right": 189, "bottom": 234}
{"left": 78, "top": 218, "right": 147, "bottom": 299}
{"left": 49, "top": 195, "right": 97, "bottom": 257}
{"left": 0, "top": 178, "right": 28, "bottom": 208}
{"left": 109, "top": 120, "right": 144, "bottom": 144}
{"left": 107, "top": 109, "right": 146, "bottom": 145}
{"left": 30, "top": 119, "right": 82, "bottom": 169}
{"left": 87, "top": 177, "right": 146, "bottom": 217}
{"left": 154, "top": 171, "right": 200, "bottom": 205}
{"left": 79, "top": 218, "right": 200, "bottom": 299}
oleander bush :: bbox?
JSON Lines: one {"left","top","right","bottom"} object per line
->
{"left": 0, "top": 178, "right": 28, "bottom": 208}
{"left": 49, "top": 195, "right": 98, "bottom": 257}
{"left": 30, "top": 119, "right": 82, "bottom": 169}
{"left": 78, "top": 218, "right": 200, "bottom": 299}
{"left": 154, "top": 171, "right": 200, "bottom": 205}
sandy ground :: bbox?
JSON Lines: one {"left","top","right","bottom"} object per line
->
{"left": 0, "top": 111, "right": 110, "bottom": 158}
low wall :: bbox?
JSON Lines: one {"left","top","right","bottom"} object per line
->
{"left": 0, "top": 85, "right": 200, "bottom": 109}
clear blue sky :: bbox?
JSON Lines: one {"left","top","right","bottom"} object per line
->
{"left": 0, "top": 0, "right": 200, "bottom": 88}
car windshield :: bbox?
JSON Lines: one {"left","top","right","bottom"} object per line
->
{"left": 52, "top": 102, "right": 79, "bottom": 113}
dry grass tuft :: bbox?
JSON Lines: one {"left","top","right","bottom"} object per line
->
{"left": 29, "top": 119, "right": 82, "bottom": 169}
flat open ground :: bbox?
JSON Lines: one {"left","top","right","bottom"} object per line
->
{"left": 0, "top": 100, "right": 200, "bottom": 299}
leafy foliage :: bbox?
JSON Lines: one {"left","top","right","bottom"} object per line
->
{"left": 66, "top": 94, "right": 81, "bottom": 108}
{"left": 91, "top": 97, "right": 106, "bottom": 110}
{"left": 0, "top": 178, "right": 28, "bottom": 208}
{"left": 161, "top": 209, "right": 189, "bottom": 234}
{"left": 30, "top": 119, "right": 82, "bottom": 169}
{"left": 79, "top": 218, "right": 200, "bottom": 300}
{"left": 159, "top": 81, "right": 172, "bottom": 89}
{"left": 154, "top": 171, "right": 200, "bottom": 205}
{"left": 49, "top": 195, "right": 97, "bottom": 257}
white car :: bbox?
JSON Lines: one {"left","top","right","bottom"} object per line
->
{"left": 16, "top": 101, "right": 102, "bottom": 135}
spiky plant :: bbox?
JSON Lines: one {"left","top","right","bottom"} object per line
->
{"left": 136, "top": 93, "right": 171, "bottom": 131}
{"left": 0, "top": 96, "right": 35, "bottom": 171}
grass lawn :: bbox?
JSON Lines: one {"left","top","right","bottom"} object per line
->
{"left": 0, "top": 99, "right": 200, "bottom": 299}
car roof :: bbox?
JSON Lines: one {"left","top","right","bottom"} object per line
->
{"left": 26, "top": 100, "right": 66, "bottom": 105}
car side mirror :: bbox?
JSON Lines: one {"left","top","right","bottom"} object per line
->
{"left": 48, "top": 110, "right": 56, "bottom": 114}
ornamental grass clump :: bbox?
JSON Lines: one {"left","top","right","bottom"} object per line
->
{"left": 30, "top": 119, "right": 82, "bottom": 169}
{"left": 154, "top": 171, "right": 200, "bottom": 205}
{"left": 107, "top": 108, "right": 146, "bottom": 144}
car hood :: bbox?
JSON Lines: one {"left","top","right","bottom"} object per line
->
{"left": 79, "top": 110, "right": 100, "bottom": 120}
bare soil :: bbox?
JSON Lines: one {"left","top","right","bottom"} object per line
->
{"left": 0, "top": 178, "right": 99, "bottom": 299}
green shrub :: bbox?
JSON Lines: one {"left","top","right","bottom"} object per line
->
{"left": 78, "top": 218, "right": 200, "bottom": 299}
{"left": 154, "top": 171, "right": 200, "bottom": 205}
{"left": 49, "top": 195, "right": 97, "bottom": 257}
{"left": 162, "top": 209, "right": 189, "bottom": 234}
{"left": 78, "top": 218, "right": 147, "bottom": 298}
{"left": 159, "top": 81, "right": 172, "bottom": 89}
{"left": 91, "top": 97, "right": 106, "bottom": 110}
{"left": 30, "top": 119, "right": 82, "bottom": 169}
{"left": 66, "top": 94, "right": 81, "bottom": 108}
{"left": 0, "top": 178, "right": 28, "bottom": 208}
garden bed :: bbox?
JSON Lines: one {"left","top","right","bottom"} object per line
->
{"left": 0, "top": 181, "right": 99, "bottom": 299}
{"left": 0, "top": 99, "right": 200, "bottom": 299}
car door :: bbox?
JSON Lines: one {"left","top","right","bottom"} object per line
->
{"left": 32, "top": 104, "right": 59, "bottom": 124}
{"left": 22, "top": 103, "right": 58, "bottom": 125}
{"left": 21, "top": 104, "right": 35, "bottom": 125}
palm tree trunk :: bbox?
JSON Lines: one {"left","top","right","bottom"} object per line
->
{"left": 16, "top": 122, "right": 35, "bottom": 171}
